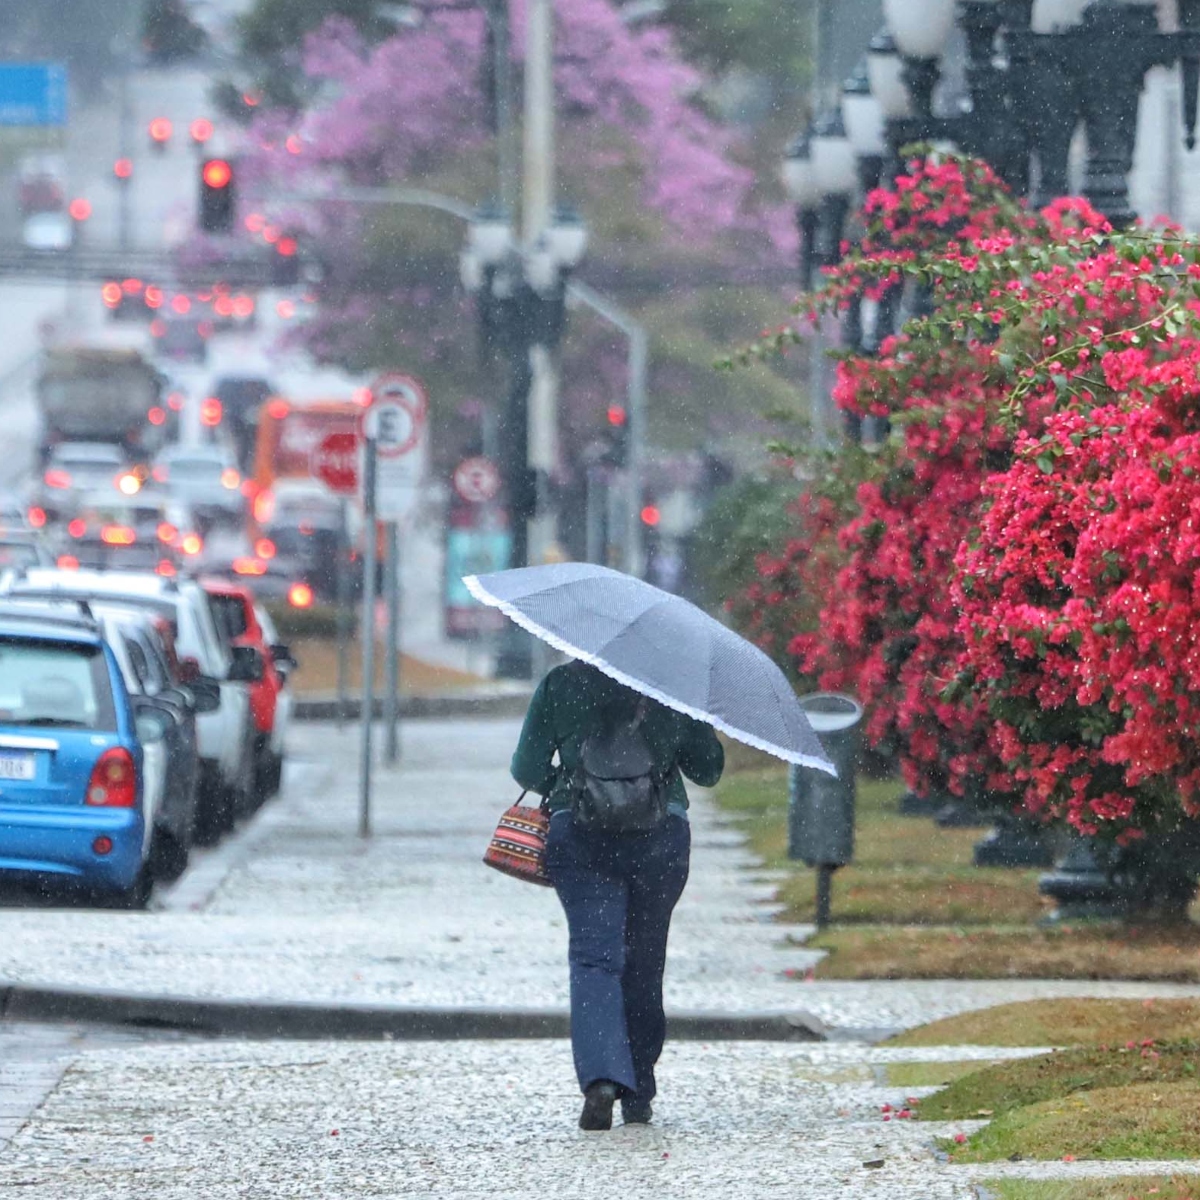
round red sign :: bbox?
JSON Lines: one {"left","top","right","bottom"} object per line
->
{"left": 311, "top": 431, "right": 359, "bottom": 495}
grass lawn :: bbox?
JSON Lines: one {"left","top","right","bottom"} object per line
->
{"left": 713, "top": 763, "right": 1200, "bottom": 979}
{"left": 889, "top": 999, "right": 1200, "bottom": 1049}
{"left": 914, "top": 1042, "right": 1199, "bottom": 1123}
{"left": 947, "top": 1081, "right": 1200, "bottom": 1163}
{"left": 984, "top": 1180, "right": 1200, "bottom": 1199}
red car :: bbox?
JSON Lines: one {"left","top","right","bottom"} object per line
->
{"left": 201, "top": 579, "right": 296, "bottom": 800}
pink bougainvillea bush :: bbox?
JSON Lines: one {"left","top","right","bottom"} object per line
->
{"left": 730, "top": 151, "right": 1200, "bottom": 885}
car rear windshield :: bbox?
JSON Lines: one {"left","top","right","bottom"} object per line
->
{"left": 168, "top": 459, "right": 223, "bottom": 480}
{"left": 209, "top": 593, "right": 248, "bottom": 639}
{"left": 0, "top": 638, "right": 117, "bottom": 730}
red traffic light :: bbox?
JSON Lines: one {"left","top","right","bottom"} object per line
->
{"left": 67, "top": 197, "right": 91, "bottom": 221}
{"left": 202, "top": 158, "right": 232, "bottom": 188}
{"left": 276, "top": 235, "right": 297, "bottom": 257}
{"left": 149, "top": 117, "right": 173, "bottom": 143}
{"left": 640, "top": 505, "right": 661, "bottom": 527}
{"left": 113, "top": 157, "right": 133, "bottom": 180}
{"left": 189, "top": 118, "right": 213, "bottom": 143}
{"left": 606, "top": 405, "right": 627, "bottom": 428}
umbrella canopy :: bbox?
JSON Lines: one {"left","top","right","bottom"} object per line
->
{"left": 464, "top": 563, "right": 836, "bottom": 776}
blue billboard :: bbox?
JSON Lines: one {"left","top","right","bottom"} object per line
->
{"left": 0, "top": 64, "right": 67, "bottom": 127}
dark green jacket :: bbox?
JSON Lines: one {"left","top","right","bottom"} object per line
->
{"left": 511, "top": 661, "right": 725, "bottom": 814}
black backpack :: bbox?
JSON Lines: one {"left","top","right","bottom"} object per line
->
{"left": 571, "top": 698, "right": 668, "bottom": 833}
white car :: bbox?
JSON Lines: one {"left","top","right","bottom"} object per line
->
{"left": 41, "top": 442, "right": 128, "bottom": 497}
{"left": 22, "top": 211, "right": 73, "bottom": 252}
{"left": 153, "top": 443, "right": 244, "bottom": 524}
{"left": 5, "top": 569, "right": 259, "bottom": 844}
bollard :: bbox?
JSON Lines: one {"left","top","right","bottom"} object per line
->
{"left": 788, "top": 693, "right": 863, "bottom": 929}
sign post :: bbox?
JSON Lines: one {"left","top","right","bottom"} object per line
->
{"left": 358, "top": 436, "right": 378, "bottom": 839}
{"left": 362, "top": 374, "right": 428, "bottom": 768}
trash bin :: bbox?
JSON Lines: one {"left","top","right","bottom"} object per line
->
{"left": 787, "top": 693, "right": 863, "bottom": 927}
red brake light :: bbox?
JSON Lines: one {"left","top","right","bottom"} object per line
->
{"left": 44, "top": 468, "right": 72, "bottom": 489}
{"left": 266, "top": 399, "right": 289, "bottom": 419}
{"left": 101, "top": 525, "right": 136, "bottom": 546}
{"left": 181, "top": 533, "right": 203, "bottom": 556}
{"left": 27, "top": 506, "right": 46, "bottom": 528}
{"left": 68, "top": 198, "right": 91, "bottom": 222}
{"left": 157, "top": 522, "right": 177, "bottom": 543}
{"left": 233, "top": 556, "right": 267, "bottom": 576}
{"left": 122, "top": 278, "right": 143, "bottom": 295}
{"left": 149, "top": 117, "right": 172, "bottom": 142}
{"left": 171, "top": 294, "right": 191, "bottom": 315}
{"left": 148, "top": 406, "right": 166, "bottom": 426}
{"left": 145, "top": 286, "right": 164, "bottom": 309}
{"left": 86, "top": 747, "right": 137, "bottom": 808}
{"left": 190, "top": 118, "right": 213, "bottom": 143}
{"left": 67, "top": 518, "right": 86, "bottom": 538}
{"left": 102, "top": 282, "right": 122, "bottom": 307}
{"left": 57, "top": 554, "right": 79, "bottom": 570}
{"left": 200, "top": 397, "right": 222, "bottom": 426}
{"left": 288, "top": 582, "right": 314, "bottom": 609}
{"left": 156, "top": 559, "right": 176, "bottom": 577}
{"left": 113, "top": 158, "right": 133, "bottom": 180}
{"left": 255, "top": 538, "right": 276, "bottom": 560}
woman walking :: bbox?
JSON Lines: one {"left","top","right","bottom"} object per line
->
{"left": 512, "top": 658, "right": 724, "bottom": 1130}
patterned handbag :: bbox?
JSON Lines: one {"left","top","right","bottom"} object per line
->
{"left": 483, "top": 792, "right": 554, "bottom": 887}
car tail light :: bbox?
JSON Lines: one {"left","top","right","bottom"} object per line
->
{"left": 171, "top": 294, "right": 191, "bottom": 315}
{"left": 253, "top": 491, "right": 275, "bottom": 524}
{"left": 67, "top": 518, "right": 86, "bottom": 538}
{"left": 86, "top": 747, "right": 136, "bottom": 808}
{"left": 152, "top": 465, "right": 168, "bottom": 483}
{"left": 157, "top": 522, "right": 176, "bottom": 543}
{"left": 266, "top": 399, "right": 289, "bottom": 419}
{"left": 166, "top": 392, "right": 184, "bottom": 412}
{"left": 200, "top": 398, "right": 222, "bottom": 427}
{"left": 221, "top": 468, "right": 240, "bottom": 490}
{"left": 101, "top": 282, "right": 122, "bottom": 307}
{"left": 122, "top": 278, "right": 143, "bottom": 295}
{"left": 27, "top": 506, "right": 46, "bottom": 528}
{"left": 145, "top": 285, "right": 163, "bottom": 309}
{"left": 288, "top": 582, "right": 314, "bottom": 609}
{"left": 44, "top": 468, "right": 71, "bottom": 489}
{"left": 214, "top": 295, "right": 234, "bottom": 317}
{"left": 92, "top": 835, "right": 114, "bottom": 855}
{"left": 181, "top": 533, "right": 202, "bottom": 556}
{"left": 148, "top": 406, "right": 166, "bottom": 426}
{"left": 102, "top": 525, "right": 136, "bottom": 545}
{"left": 156, "top": 559, "right": 176, "bottom": 577}
{"left": 117, "top": 473, "right": 141, "bottom": 496}
{"left": 150, "top": 318, "right": 166, "bottom": 338}
{"left": 255, "top": 538, "right": 276, "bottom": 560}
{"left": 233, "top": 556, "right": 267, "bottom": 576}
{"left": 57, "top": 554, "right": 79, "bottom": 570}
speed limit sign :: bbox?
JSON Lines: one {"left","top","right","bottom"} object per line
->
{"left": 363, "top": 400, "right": 419, "bottom": 457}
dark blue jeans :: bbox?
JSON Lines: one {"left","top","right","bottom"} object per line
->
{"left": 545, "top": 809, "right": 691, "bottom": 1103}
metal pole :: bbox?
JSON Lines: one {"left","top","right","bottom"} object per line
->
{"left": 117, "top": 53, "right": 133, "bottom": 253}
{"left": 383, "top": 521, "right": 401, "bottom": 765}
{"left": 585, "top": 466, "right": 604, "bottom": 564}
{"left": 358, "top": 438, "right": 378, "bottom": 839}
{"left": 335, "top": 498, "right": 350, "bottom": 730}
{"left": 626, "top": 324, "right": 648, "bottom": 578}
{"left": 815, "top": 0, "right": 836, "bottom": 108}
{"left": 487, "top": 0, "right": 519, "bottom": 216}
{"left": 524, "top": 0, "right": 558, "bottom": 572}
{"left": 815, "top": 865, "right": 834, "bottom": 930}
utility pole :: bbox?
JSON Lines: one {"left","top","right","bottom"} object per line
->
{"left": 524, "top": 0, "right": 557, "bottom": 577}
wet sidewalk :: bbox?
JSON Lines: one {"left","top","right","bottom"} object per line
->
{"left": 0, "top": 718, "right": 1197, "bottom": 1034}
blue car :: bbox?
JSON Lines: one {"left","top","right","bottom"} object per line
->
{"left": 0, "top": 606, "right": 151, "bottom": 906}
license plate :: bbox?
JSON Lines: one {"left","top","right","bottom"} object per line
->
{"left": 0, "top": 753, "right": 35, "bottom": 780}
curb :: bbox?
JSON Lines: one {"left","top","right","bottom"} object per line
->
{"left": 0, "top": 985, "right": 828, "bottom": 1043}
{"left": 292, "top": 690, "right": 533, "bottom": 722}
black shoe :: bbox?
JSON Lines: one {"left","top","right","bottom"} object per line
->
{"left": 579, "top": 1081, "right": 618, "bottom": 1131}
{"left": 622, "top": 1099, "right": 653, "bottom": 1125}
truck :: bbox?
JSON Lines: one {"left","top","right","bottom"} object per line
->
{"left": 36, "top": 344, "right": 171, "bottom": 465}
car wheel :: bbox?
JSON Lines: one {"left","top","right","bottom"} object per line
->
{"left": 150, "top": 827, "right": 189, "bottom": 883}
{"left": 255, "top": 750, "right": 283, "bottom": 802}
{"left": 193, "top": 771, "right": 234, "bottom": 846}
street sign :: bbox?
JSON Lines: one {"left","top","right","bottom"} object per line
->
{"left": 453, "top": 456, "right": 502, "bottom": 504}
{"left": 0, "top": 64, "right": 67, "bottom": 127}
{"left": 361, "top": 373, "right": 428, "bottom": 522}
{"left": 311, "top": 431, "right": 359, "bottom": 495}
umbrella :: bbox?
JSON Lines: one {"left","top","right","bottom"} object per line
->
{"left": 464, "top": 563, "right": 836, "bottom": 776}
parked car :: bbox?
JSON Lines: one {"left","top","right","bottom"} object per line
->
{"left": 4, "top": 570, "right": 259, "bottom": 844}
{"left": 89, "top": 601, "right": 215, "bottom": 879}
{"left": 0, "top": 600, "right": 157, "bottom": 906}
{"left": 202, "top": 579, "right": 295, "bottom": 799}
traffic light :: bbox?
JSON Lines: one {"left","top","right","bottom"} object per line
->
{"left": 199, "top": 157, "right": 235, "bottom": 233}
{"left": 148, "top": 117, "right": 173, "bottom": 152}
{"left": 271, "top": 232, "right": 300, "bottom": 286}
{"left": 604, "top": 403, "right": 629, "bottom": 467}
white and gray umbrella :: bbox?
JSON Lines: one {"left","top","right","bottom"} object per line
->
{"left": 464, "top": 563, "right": 836, "bottom": 775}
